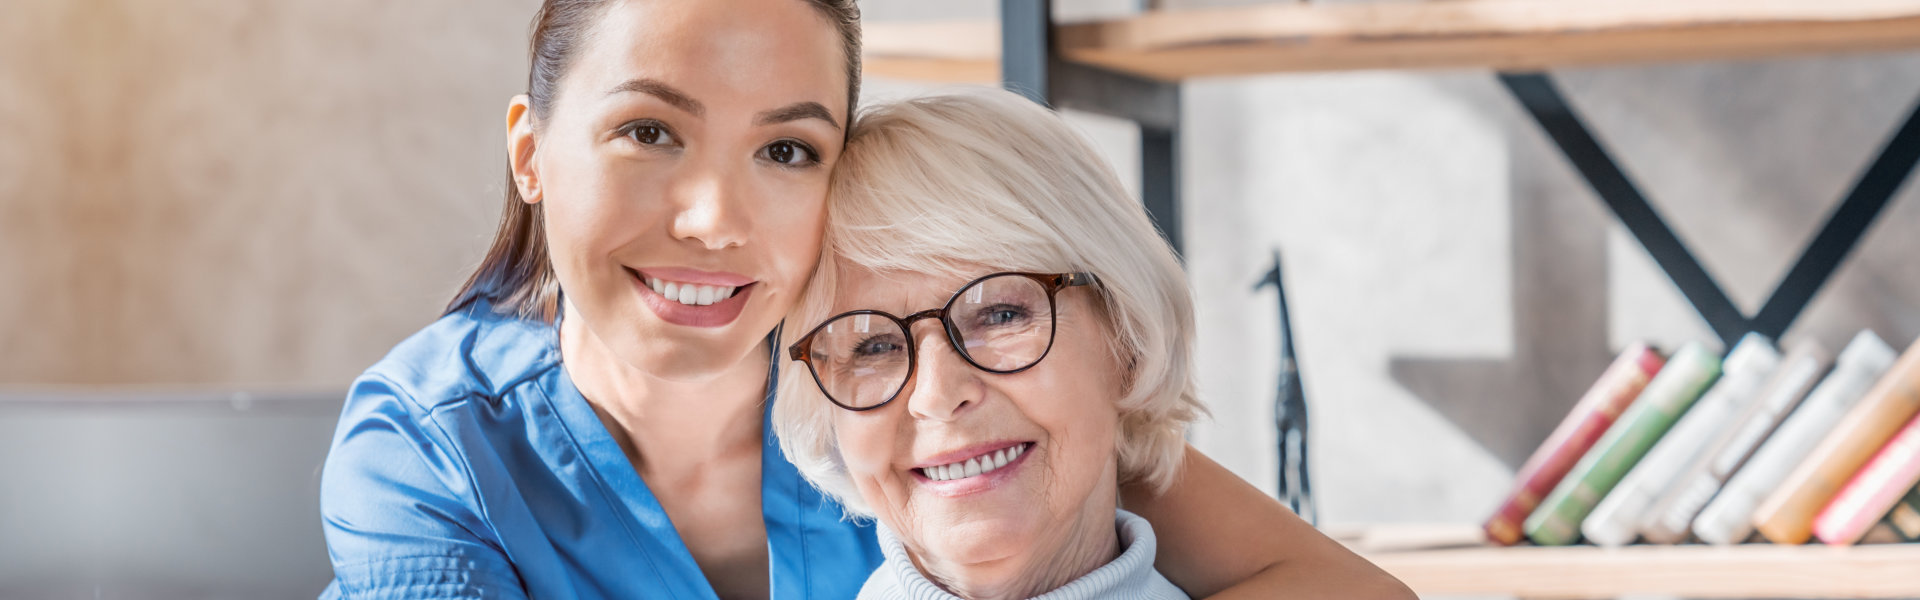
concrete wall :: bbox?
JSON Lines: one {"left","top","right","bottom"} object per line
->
{"left": 4, "top": 0, "right": 1920, "bottom": 595}
{"left": 0, "top": 0, "right": 526, "bottom": 385}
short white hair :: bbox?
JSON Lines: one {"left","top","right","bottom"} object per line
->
{"left": 774, "top": 88, "right": 1205, "bottom": 516}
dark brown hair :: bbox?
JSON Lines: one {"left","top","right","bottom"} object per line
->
{"left": 447, "top": 0, "right": 863, "bottom": 320}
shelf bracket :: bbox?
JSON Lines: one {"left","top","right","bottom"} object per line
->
{"left": 1501, "top": 72, "right": 1920, "bottom": 347}
{"left": 1001, "top": 0, "right": 1185, "bottom": 256}
{"left": 1502, "top": 72, "right": 1750, "bottom": 347}
{"left": 1750, "top": 96, "right": 1920, "bottom": 341}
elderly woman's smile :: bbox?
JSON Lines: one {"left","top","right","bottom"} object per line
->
{"left": 824, "top": 266, "right": 1127, "bottom": 591}
{"left": 774, "top": 90, "right": 1199, "bottom": 599}
{"left": 913, "top": 441, "right": 1031, "bottom": 486}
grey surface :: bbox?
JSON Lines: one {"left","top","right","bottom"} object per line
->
{"left": 0, "top": 393, "right": 341, "bottom": 599}
{"left": 3, "top": 3, "right": 1920, "bottom": 600}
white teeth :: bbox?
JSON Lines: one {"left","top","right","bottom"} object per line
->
{"left": 646, "top": 277, "right": 741, "bottom": 307}
{"left": 923, "top": 444, "right": 1028, "bottom": 482}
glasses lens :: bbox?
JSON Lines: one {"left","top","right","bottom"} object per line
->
{"left": 804, "top": 313, "right": 911, "bottom": 409}
{"left": 948, "top": 275, "right": 1056, "bottom": 372}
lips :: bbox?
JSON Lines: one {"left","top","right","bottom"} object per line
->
{"left": 642, "top": 277, "right": 740, "bottom": 307}
{"left": 910, "top": 441, "right": 1037, "bottom": 497}
{"left": 628, "top": 267, "right": 756, "bottom": 328}
{"left": 919, "top": 443, "right": 1030, "bottom": 481}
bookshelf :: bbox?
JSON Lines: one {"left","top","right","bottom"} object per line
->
{"left": 866, "top": 1, "right": 1920, "bottom": 598}
{"left": 863, "top": 0, "right": 1920, "bottom": 83}
{"left": 1335, "top": 524, "right": 1920, "bottom": 598}
{"left": 866, "top": 0, "right": 1920, "bottom": 349}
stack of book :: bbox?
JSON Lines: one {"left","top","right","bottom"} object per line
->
{"left": 1483, "top": 330, "right": 1920, "bottom": 547}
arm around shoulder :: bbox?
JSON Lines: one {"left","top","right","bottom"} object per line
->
{"left": 1124, "top": 444, "right": 1416, "bottom": 600}
{"left": 320, "top": 377, "right": 529, "bottom": 600}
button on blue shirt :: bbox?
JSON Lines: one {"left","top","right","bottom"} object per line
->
{"left": 319, "top": 303, "right": 881, "bottom": 599}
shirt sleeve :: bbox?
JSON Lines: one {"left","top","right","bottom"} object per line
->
{"left": 319, "top": 375, "right": 529, "bottom": 600}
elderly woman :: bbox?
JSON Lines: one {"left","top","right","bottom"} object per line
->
{"left": 773, "top": 88, "right": 1209, "bottom": 599}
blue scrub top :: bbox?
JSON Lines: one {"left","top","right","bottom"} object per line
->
{"left": 318, "top": 302, "right": 881, "bottom": 599}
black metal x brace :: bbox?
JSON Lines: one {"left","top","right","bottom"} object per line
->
{"left": 995, "top": 0, "right": 1920, "bottom": 509}
{"left": 1500, "top": 72, "right": 1920, "bottom": 347}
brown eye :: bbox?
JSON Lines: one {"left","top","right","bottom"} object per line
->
{"left": 622, "top": 122, "right": 677, "bottom": 147}
{"left": 760, "top": 140, "right": 818, "bottom": 166}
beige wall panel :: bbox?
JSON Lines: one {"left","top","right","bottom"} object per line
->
{"left": 1, "top": 1, "right": 534, "bottom": 384}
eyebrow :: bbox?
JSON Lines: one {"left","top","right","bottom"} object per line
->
{"left": 755, "top": 102, "right": 840, "bottom": 130}
{"left": 607, "top": 78, "right": 704, "bottom": 117}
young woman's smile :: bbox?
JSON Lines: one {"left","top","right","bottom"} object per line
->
{"left": 510, "top": 0, "right": 848, "bottom": 377}
{"left": 629, "top": 266, "right": 757, "bottom": 327}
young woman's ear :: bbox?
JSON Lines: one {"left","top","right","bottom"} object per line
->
{"left": 507, "top": 95, "right": 542, "bottom": 204}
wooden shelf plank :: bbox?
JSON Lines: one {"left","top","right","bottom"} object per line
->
{"left": 1344, "top": 524, "right": 1920, "bottom": 598}
{"left": 862, "top": 20, "right": 999, "bottom": 83}
{"left": 861, "top": 0, "right": 1920, "bottom": 83}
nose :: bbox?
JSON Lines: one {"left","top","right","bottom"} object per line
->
{"left": 666, "top": 155, "right": 750, "bottom": 250}
{"left": 903, "top": 321, "right": 980, "bottom": 422}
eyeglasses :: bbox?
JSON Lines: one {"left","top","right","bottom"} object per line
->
{"left": 787, "top": 271, "right": 1098, "bottom": 411}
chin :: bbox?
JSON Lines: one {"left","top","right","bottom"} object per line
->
{"left": 618, "top": 326, "right": 760, "bottom": 380}
{"left": 917, "top": 508, "right": 1041, "bottom": 566}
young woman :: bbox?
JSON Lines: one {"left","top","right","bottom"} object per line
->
{"left": 317, "top": 1, "right": 1416, "bottom": 599}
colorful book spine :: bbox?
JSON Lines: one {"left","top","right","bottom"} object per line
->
{"left": 1814, "top": 409, "right": 1920, "bottom": 545}
{"left": 1584, "top": 334, "right": 1779, "bottom": 547}
{"left": 1691, "top": 331, "right": 1897, "bottom": 546}
{"left": 1753, "top": 337, "right": 1920, "bottom": 544}
{"left": 1887, "top": 485, "right": 1920, "bottom": 541}
{"left": 1524, "top": 342, "right": 1720, "bottom": 546}
{"left": 1640, "top": 340, "right": 1829, "bottom": 544}
{"left": 1483, "top": 343, "right": 1665, "bottom": 545}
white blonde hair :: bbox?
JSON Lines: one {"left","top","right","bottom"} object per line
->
{"left": 773, "top": 88, "right": 1205, "bottom": 516}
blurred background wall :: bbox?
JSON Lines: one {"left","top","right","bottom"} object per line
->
{"left": 4, "top": 0, "right": 1920, "bottom": 597}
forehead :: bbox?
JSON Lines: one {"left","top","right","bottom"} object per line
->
{"left": 565, "top": 0, "right": 849, "bottom": 119}
{"left": 830, "top": 266, "right": 980, "bottom": 311}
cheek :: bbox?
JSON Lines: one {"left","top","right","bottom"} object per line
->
{"left": 540, "top": 153, "right": 646, "bottom": 258}
{"left": 757, "top": 183, "right": 827, "bottom": 262}
{"left": 1021, "top": 353, "right": 1125, "bottom": 489}
{"left": 833, "top": 413, "right": 901, "bottom": 485}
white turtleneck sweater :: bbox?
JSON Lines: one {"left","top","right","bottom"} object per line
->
{"left": 857, "top": 509, "right": 1188, "bottom": 600}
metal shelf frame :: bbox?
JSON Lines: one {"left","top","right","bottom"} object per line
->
{"left": 998, "top": 0, "right": 1920, "bottom": 348}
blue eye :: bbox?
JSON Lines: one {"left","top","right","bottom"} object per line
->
{"left": 852, "top": 336, "right": 903, "bottom": 358}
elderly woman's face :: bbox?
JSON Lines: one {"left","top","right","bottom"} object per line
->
{"left": 829, "top": 266, "right": 1128, "bottom": 576}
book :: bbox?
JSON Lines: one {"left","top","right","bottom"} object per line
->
{"left": 1814, "top": 409, "right": 1920, "bottom": 545}
{"left": 1753, "top": 336, "right": 1920, "bottom": 544}
{"left": 1691, "top": 331, "right": 1898, "bottom": 545}
{"left": 1859, "top": 521, "right": 1905, "bottom": 544}
{"left": 1523, "top": 341, "right": 1721, "bottom": 546}
{"left": 1639, "top": 339, "right": 1830, "bottom": 544}
{"left": 1583, "top": 334, "right": 1779, "bottom": 547}
{"left": 1483, "top": 343, "right": 1665, "bottom": 545}
{"left": 1887, "top": 485, "right": 1920, "bottom": 541}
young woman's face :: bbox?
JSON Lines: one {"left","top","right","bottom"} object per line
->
{"left": 517, "top": 0, "right": 848, "bottom": 378}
